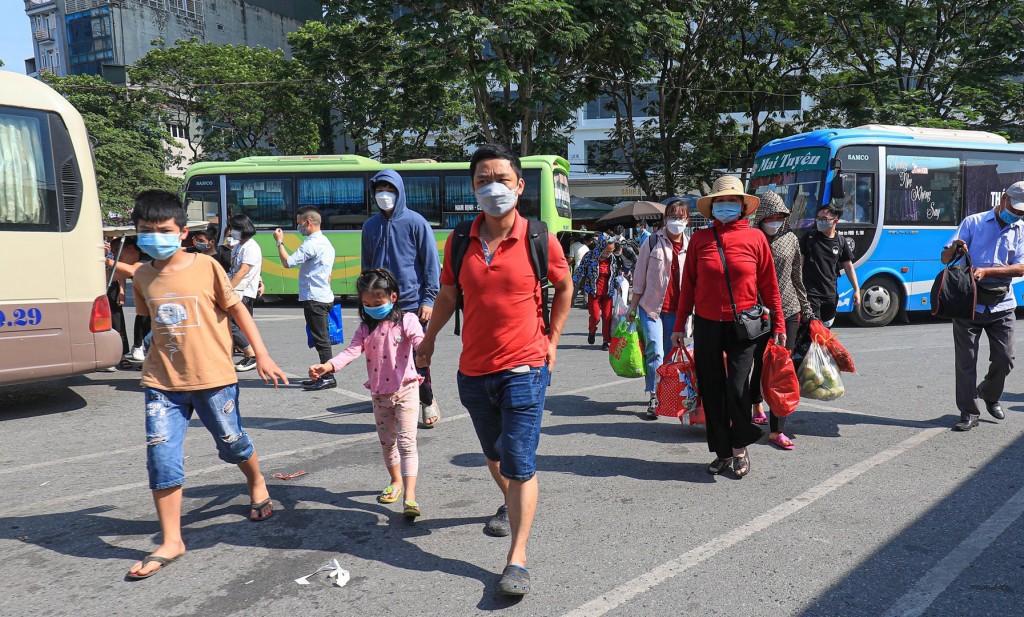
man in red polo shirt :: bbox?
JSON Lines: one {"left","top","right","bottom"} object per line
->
{"left": 417, "top": 144, "right": 572, "bottom": 596}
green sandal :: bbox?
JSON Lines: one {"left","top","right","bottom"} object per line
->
{"left": 403, "top": 500, "right": 421, "bottom": 518}
{"left": 377, "top": 484, "right": 403, "bottom": 504}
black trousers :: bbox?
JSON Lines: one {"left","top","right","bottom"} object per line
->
{"left": 133, "top": 315, "right": 151, "bottom": 349}
{"left": 417, "top": 318, "right": 434, "bottom": 406}
{"left": 692, "top": 315, "right": 765, "bottom": 458}
{"left": 808, "top": 294, "right": 838, "bottom": 325}
{"left": 303, "top": 300, "right": 335, "bottom": 364}
{"left": 750, "top": 313, "right": 801, "bottom": 433}
{"left": 230, "top": 296, "right": 255, "bottom": 351}
{"left": 107, "top": 283, "right": 129, "bottom": 355}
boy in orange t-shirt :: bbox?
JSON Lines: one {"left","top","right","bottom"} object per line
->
{"left": 125, "top": 190, "right": 288, "bottom": 579}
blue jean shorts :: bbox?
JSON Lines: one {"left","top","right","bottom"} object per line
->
{"left": 457, "top": 365, "right": 550, "bottom": 482}
{"left": 144, "top": 385, "right": 254, "bottom": 490}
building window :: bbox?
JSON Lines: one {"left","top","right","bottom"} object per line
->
{"left": 166, "top": 124, "right": 188, "bottom": 140}
{"left": 66, "top": 6, "right": 115, "bottom": 76}
{"left": 585, "top": 139, "right": 628, "bottom": 172}
{"left": 585, "top": 89, "right": 659, "bottom": 120}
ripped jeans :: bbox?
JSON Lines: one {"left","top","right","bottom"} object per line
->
{"left": 144, "top": 385, "right": 254, "bottom": 490}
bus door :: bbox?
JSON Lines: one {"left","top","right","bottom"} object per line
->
{"left": 833, "top": 146, "right": 880, "bottom": 263}
{"left": 0, "top": 107, "right": 73, "bottom": 380}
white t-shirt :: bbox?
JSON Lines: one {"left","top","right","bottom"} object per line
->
{"left": 230, "top": 239, "right": 262, "bottom": 299}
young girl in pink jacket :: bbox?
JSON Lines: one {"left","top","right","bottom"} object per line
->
{"left": 309, "top": 269, "right": 425, "bottom": 518}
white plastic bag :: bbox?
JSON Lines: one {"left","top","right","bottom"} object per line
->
{"left": 798, "top": 341, "right": 846, "bottom": 401}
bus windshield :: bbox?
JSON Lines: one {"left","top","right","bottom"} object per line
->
{"left": 749, "top": 147, "right": 829, "bottom": 229}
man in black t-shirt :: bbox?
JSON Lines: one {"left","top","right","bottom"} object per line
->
{"left": 801, "top": 205, "right": 861, "bottom": 325}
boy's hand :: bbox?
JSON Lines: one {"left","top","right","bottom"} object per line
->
{"left": 272, "top": 228, "right": 285, "bottom": 243}
{"left": 308, "top": 363, "right": 333, "bottom": 379}
{"left": 256, "top": 356, "right": 289, "bottom": 388}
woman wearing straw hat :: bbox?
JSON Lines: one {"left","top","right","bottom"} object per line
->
{"left": 670, "top": 176, "right": 784, "bottom": 478}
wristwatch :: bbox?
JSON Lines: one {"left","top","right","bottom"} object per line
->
{"left": 276, "top": 241, "right": 284, "bottom": 247}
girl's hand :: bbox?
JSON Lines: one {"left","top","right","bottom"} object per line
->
{"left": 308, "top": 363, "right": 333, "bottom": 379}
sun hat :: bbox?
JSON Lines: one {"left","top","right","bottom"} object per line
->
{"left": 696, "top": 176, "right": 760, "bottom": 220}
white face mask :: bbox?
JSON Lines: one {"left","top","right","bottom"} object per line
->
{"left": 374, "top": 191, "right": 396, "bottom": 212}
{"left": 225, "top": 231, "right": 240, "bottom": 248}
{"left": 762, "top": 221, "right": 784, "bottom": 236}
{"left": 665, "top": 219, "right": 687, "bottom": 236}
{"left": 475, "top": 182, "right": 518, "bottom": 217}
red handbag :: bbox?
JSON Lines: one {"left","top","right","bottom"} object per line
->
{"left": 656, "top": 346, "right": 705, "bottom": 425}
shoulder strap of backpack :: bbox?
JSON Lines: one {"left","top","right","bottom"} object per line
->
{"left": 648, "top": 234, "right": 659, "bottom": 252}
{"left": 526, "top": 219, "right": 551, "bottom": 335}
{"left": 449, "top": 220, "right": 474, "bottom": 335}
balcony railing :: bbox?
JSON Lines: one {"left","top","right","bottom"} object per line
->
{"left": 24, "top": 0, "right": 57, "bottom": 9}
{"left": 33, "top": 28, "right": 55, "bottom": 42}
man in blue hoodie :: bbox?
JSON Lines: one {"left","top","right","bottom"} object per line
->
{"left": 363, "top": 169, "right": 442, "bottom": 427}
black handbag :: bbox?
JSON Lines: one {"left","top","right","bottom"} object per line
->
{"left": 712, "top": 228, "right": 772, "bottom": 341}
{"left": 930, "top": 247, "right": 977, "bottom": 320}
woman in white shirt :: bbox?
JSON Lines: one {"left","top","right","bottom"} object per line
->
{"left": 225, "top": 214, "right": 262, "bottom": 371}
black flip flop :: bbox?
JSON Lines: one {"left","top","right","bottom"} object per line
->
{"left": 250, "top": 498, "right": 273, "bottom": 522}
{"left": 126, "top": 553, "right": 182, "bottom": 580}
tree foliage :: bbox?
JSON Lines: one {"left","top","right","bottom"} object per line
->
{"left": 130, "top": 38, "right": 319, "bottom": 162}
{"left": 42, "top": 73, "right": 179, "bottom": 223}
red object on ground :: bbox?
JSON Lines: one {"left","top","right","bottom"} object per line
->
{"left": 272, "top": 470, "right": 307, "bottom": 481}
{"left": 761, "top": 340, "right": 801, "bottom": 417}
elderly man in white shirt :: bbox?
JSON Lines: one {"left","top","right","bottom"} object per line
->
{"left": 273, "top": 206, "right": 338, "bottom": 391}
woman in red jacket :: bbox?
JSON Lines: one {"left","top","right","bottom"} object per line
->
{"left": 670, "top": 176, "right": 784, "bottom": 478}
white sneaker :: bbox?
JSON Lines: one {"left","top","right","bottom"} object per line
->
{"left": 128, "top": 346, "right": 146, "bottom": 362}
{"left": 235, "top": 356, "right": 257, "bottom": 372}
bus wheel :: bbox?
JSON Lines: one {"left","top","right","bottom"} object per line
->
{"left": 851, "top": 277, "right": 901, "bottom": 327}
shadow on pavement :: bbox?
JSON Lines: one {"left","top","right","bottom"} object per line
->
{"left": 0, "top": 483, "right": 513, "bottom": 610}
{"left": 0, "top": 380, "right": 88, "bottom": 419}
{"left": 799, "top": 432, "right": 1024, "bottom": 616}
{"left": 449, "top": 451, "right": 714, "bottom": 484}
{"left": 786, "top": 410, "right": 960, "bottom": 439}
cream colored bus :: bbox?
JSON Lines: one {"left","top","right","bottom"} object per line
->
{"left": 0, "top": 71, "right": 121, "bottom": 385}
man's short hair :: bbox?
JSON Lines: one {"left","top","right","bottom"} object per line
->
{"left": 296, "top": 206, "right": 322, "bottom": 225}
{"left": 470, "top": 143, "right": 523, "bottom": 181}
{"left": 818, "top": 204, "right": 844, "bottom": 218}
{"left": 131, "top": 189, "right": 186, "bottom": 228}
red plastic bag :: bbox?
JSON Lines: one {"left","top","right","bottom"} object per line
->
{"left": 761, "top": 340, "right": 800, "bottom": 417}
{"left": 809, "top": 319, "right": 856, "bottom": 373}
{"left": 656, "top": 346, "right": 706, "bottom": 425}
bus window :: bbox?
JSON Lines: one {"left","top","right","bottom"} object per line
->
{"left": 962, "top": 152, "right": 1024, "bottom": 217}
{"left": 226, "top": 176, "right": 294, "bottom": 229}
{"left": 554, "top": 169, "right": 571, "bottom": 219}
{"left": 298, "top": 176, "right": 367, "bottom": 230}
{"left": 749, "top": 147, "right": 829, "bottom": 230}
{"left": 884, "top": 152, "right": 961, "bottom": 225}
{"left": 403, "top": 174, "right": 441, "bottom": 226}
{"left": 184, "top": 176, "right": 220, "bottom": 225}
{"left": 0, "top": 109, "right": 58, "bottom": 231}
{"left": 519, "top": 169, "right": 541, "bottom": 220}
{"left": 837, "top": 174, "right": 875, "bottom": 224}
{"left": 443, "top": 172, "right": 478, "bottom": 228}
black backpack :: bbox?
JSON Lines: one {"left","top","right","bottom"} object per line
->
{"left": 449, "top": 218, "right": 551, "bottom": 335}
{"left": 930, "top": 248, "right": 977, "bottom": 320}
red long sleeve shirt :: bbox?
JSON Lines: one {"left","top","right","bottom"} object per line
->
{"left": 674, "top": 220, "right": 785, "bottom": 333}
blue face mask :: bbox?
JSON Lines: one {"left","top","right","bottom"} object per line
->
{"left": 712, "top": 202, "right": 742, "bottom": 223}
{"left": 363, "top": 301, "right": 393, "bottom": 320}
{"left": 137, "top": 232, "right": 182, "bottom": 260}
{"left": 999, "top": 208, "right": 1022, "bottom": 225}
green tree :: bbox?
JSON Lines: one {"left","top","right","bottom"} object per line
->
{"left": 403, "top": 0, "right": 635, "bottom": 156}
{"left": 43, "top": 73, "right": 179, "bottom": 223}
{"left": 289, "top": 5, "right": 468, "bottom": 161}
{"left": 130, "top": 38, "right": 319, "bottom": 162}
{"left": 812, "top": 1, "right": 1024, "bottom": 137}
{"left": 589, "top": 1, "right": 744, "bottom": 199}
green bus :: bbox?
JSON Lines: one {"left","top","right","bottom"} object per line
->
{"left": 181, "top": 154, "right": 573, "bottom": 296}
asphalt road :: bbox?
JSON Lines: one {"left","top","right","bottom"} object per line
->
{"left": 2, "top": 304, "right": 1024, "bottom": 617}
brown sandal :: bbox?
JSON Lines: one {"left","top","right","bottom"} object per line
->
{"left": 707, "top": 457, "right": 733, "bottom": 475}
{"left": 249, "top": 498, "right": 273, "bottom": 521}
{"left": 733, "top": 451, "right": 750, "bottom": 478}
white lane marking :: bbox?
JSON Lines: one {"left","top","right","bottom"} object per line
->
{"left": 283, "top": 371, "right": 372, "bottom": 402}
{"left": 4, "top": 376, "right": 627, "bottom": 515}
{"left": 563, "top": 427, "right": 946, "bottom": 617}
{"left": 252, "top": 315, "right": 306, "bottom": 322}
{"left": 881, "top": 483, "right": 1024, "bottom": 617}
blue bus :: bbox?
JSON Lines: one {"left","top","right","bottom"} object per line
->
{"left": 749, "top": 125, "right": 1024, "bottom": 326}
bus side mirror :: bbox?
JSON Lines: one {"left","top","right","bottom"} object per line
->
{"left": 832, "top": 172, "right": 855, "bottom": 200}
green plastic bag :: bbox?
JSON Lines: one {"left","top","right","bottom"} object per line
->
{"left": 609, "top": 320, "right": 646, "bottom": 378}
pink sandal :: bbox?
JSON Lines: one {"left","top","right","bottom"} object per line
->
{"left": 752, "top": 411, "right": 769, "bottom": 425}
{"left": 769, "top": 433, "right": 795, "bottom": 450}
